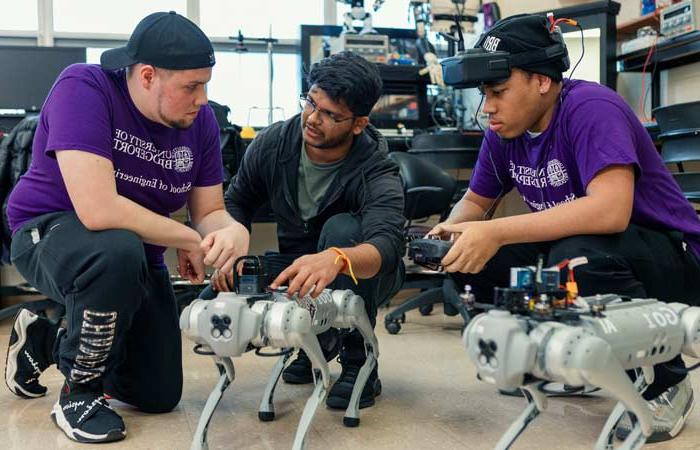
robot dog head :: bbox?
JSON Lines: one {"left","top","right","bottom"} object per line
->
{"left": 464, "top": 310, "right": 537, "bottom": 390}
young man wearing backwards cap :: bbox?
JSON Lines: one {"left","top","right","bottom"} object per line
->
{"left": 4, "top": 12, "right": 248, "bottom": 443}
{"left": 431, "top": 14, "right": 700, "bottom": 442}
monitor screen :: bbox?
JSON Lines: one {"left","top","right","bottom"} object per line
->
{"left": 372, "top": 94, "right": 420, "bottom": 123}
{"left": 0, "top": 46, "right": 86, "bottom": 111}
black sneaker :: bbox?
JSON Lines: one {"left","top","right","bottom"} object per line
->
{"left": 326, "top": 361, "right": 381, "bottom": 410}
{"left": 326, "top": 330, "right": 381, "bottom": 410}
{"left": 5, "top": 308, "right": 57, "bottom": 398}
{"left": 282, "top": 330, "right": 340, "bottom": 385}
{"left": 282, "top": 349, "right": 314, "bottom": 384}
{"left": 51, "top": 381, "right": 126, "bottom": 443}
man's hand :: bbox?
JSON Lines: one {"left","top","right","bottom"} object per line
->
{"left": 200, "top": 221, "right": 250, "bottom": 275}
{"left": 270, "top": 250, "right": 343, "bottom": 298}
{"left": 210, "top": 268, "right": 234, "bottom": 292}
{"left": 427, "top": 221, "right": 458, "bottom": 241}
{"left": 433, "top": 221, "right": 503, "bottom": 274}
{"left": 177, "top": 247, "right": 206, "bottom": 284}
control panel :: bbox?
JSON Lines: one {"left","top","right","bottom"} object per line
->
{"left": 660, "top": 0, "right": 699, "bottom": 38}
{"left": 340, "top": 34, "right": 389, "bottom": 63}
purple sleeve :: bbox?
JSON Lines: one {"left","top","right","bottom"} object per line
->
{"left": 43, "top": 74, "right": 113, "bottom": 160}
{"left": 194, "top": 106, "right": 224, "bottom": 187}
{"left": 468, "top": 130, "right": 513, "bottom": 199}
{"left": 568, "top": 100, "right": 640, "bottom": 189}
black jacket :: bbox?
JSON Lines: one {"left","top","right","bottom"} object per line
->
{"left": 224, "top": 114, "right": 405, "bottom": 276}
{"left": 0, "top": 115, "right": 39, "bottom": 249}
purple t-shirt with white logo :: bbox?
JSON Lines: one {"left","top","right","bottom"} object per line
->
{"left": 470, "top": 79, "right": 700, "bottom": 259}
{"left": 7, "top": 64, "right": 223, "bottom": 265}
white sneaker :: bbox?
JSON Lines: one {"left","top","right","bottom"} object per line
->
{"left": 616, "top": 377, "right": 695, "bottom": 443}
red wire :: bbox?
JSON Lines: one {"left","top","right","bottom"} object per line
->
{"left": 639, "top": 36, "right": 658, "bottom": 121}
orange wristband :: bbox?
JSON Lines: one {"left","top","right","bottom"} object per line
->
{"left": 329, "top": 247, "right": 359, "bottom": 285}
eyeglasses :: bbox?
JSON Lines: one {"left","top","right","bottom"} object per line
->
{"left": 299, "top": 95, "right": 355, "bottom": 125}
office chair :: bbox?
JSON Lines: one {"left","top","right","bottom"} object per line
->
{"left": 384, "top": 152, "right": 471, "bottom": 334}
{"left": 654, "top": 101, "right": 700, "bottom": 207}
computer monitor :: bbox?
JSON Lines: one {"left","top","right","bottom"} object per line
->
{"left": 0, "top": 46, "right": 86, "bottom": 111}
{"left": 301, "top": 25, "right": 430, "bottom": 130}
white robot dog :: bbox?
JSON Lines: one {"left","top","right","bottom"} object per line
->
{"left": 463, "top": 265, "right": 700, "bottom": 450}
{"left": 180, "top": 257, "right": 378, "bottom": 450}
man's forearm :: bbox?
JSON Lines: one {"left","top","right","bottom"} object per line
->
{"left": 100, "top": 196, "right": 201, "bottom": 250}
{"left": 447, "top": 197, "right": 490, "bottom": 223}
{"left": 334, "top": 243, "right": 382, "bottom": 279}
{"left": 490, "top": 196, "right": 628, "bottom": 246}
{"left": 194, "top": 209, "right": 238, "bottom": 237}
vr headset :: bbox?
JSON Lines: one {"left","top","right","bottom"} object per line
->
{"left": 441, "top": 18, "right": 570, "bottom": 89}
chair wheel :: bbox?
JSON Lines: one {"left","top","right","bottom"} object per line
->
{"left": 400, "top": 313, "right": 406, "bottom": 323}
{"left": 419, "top": 304, "right": 433, "bottom": 316}
{"left": 258, "top": 411, "right": 275, "bottom": 422}
{"left": 385, "top": 320, "right": 401, "bottom": 334}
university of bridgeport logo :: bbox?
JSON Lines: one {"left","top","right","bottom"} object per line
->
{"left": 546, "top": 159, "right": 569, "bottom": 187}
{"left": 482, "top": 36, "right": 501, "bottom": 52}
{"left": 173, "top": 146, "right": 194, "bottom": 173}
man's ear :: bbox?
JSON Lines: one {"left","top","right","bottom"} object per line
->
{"left": 535, "top": 73, "right": 553, "bottom": 95}
{"left": 352, "top": 116, "right": 369, "bottom": 135}
{"left": 139, "top": 64, "right": 156, "bottom": 89}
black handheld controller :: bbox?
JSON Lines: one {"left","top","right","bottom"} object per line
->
{"left": 407, "top": 238, "right": 453, "bottom": 270}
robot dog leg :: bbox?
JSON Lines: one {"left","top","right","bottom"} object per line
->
{"left": 330, "top": 289, "right": 380, "bottom": 427}
{"left": 256, "top": 289, "right": 380, "bottom": 430}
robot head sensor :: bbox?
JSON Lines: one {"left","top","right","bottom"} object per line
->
{"left": 442, "top": 13, "right": 572, "bottom": 89}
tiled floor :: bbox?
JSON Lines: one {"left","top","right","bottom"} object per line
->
{"left": 1, "top": 303, "right": 700, "bottom": 450}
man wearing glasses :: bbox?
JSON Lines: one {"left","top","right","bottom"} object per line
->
{"left": 206, "top": 51, "right": 405, "bottom": 409}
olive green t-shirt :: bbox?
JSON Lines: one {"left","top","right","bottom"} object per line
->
{"left": 297, "top": 142, "right": 345, "bottom": 221}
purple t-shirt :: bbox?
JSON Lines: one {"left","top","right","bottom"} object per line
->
{"left": 7, "top": 64, "right": 223, "bottom": 265}
{"left": 470, "top": 79, "right": 700, "bottom": 260}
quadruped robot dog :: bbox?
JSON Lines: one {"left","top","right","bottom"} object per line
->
{"left": 409, "top": 237, "right": 700, "bottom": 450}
{"left": 180, "top": 256, "right": 379, "bottom": 450}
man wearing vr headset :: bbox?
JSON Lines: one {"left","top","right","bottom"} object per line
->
{"left": 433, "top": 14, "right": 700, "bottom": 442}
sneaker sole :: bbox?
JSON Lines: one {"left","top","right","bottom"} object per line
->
{"left": 51, "top": 401, "right": 126, "bottom": 443}
{"left": 4, "top": 309, "right": 44, "bottom": 399}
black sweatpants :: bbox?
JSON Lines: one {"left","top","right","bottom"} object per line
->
{"left": 11, "top": 211, "right": 182, "bottom": 413}
{"left": 451, "top": 224, "right": 700, "bottom": 399}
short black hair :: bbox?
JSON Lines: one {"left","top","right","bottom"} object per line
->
{"left": 306, "top": 51, "right": 383, "bottom": 117}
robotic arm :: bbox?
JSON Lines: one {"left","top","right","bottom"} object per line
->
{"left": 181, "top": 268, "right": 379, "bottom": 450}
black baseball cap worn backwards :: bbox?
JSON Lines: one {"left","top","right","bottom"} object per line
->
{"left": 441, "top": 14, "right": 570, "bottom": 89}
{"left": 101, "top": 11, "right": 216, "bottom": 71}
